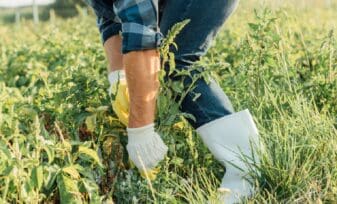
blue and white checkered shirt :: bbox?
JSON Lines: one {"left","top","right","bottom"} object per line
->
{"left": 86, "top": 0, "right": 164, "bottom": 53}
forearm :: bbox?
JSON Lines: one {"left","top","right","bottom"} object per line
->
{"left": 103, "top": 35, "right": 161, "bottom": 129}
{"left": 124, "top": 50, "right": 160, "bottom": 128}
{"left": 86, "top": 0, "right": 167, "bottom": 174}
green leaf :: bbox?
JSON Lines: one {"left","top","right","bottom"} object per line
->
{"left": 80, "top": 179, "right": 101, "bottom": 204}
{"left": 1, "top": 165, "right": 13, "bottom": 177}
{"left": 31, "top": 166, "right": 44, "bottom": 190}
{"left": 0, "top": 141, "right": 12, "bottom": 159}
{"left": 248, "top": 23, "right": 259, "bottom": 31}
{"left": 96, "top": 106, "right": 109, "bottom": 112}
{"left": 85, "top": 114, "right": 97, "bottom": 132}
{"left": 57, "top": 174, "right": 82, "bottom": 204}
{"left": 171, "top": 157, "right": 184, "bottom": 167}
{"left": 171, "top": 81, "right": 184, "bottom": 93}
{"left": 44, "top": 166, "right": 59, "bottom": 194}
{"left": 74, "top": 164, "right": 95, "bottom": 180}
{"left": 62, "top": 165, "right": 81, "bottom": 179}
{"left": 168, "top": 52, "right": 176, "bottom": 76}
{"left": 77, "top": 146, "right": 102, "bottom": 166}
{"left": 19, "top": 107, "right": 38, "bottom": 119}
{"left": 43, "top": 146, "right": 55, "bottom": 164}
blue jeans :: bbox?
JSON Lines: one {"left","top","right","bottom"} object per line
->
{"left": 87, "top": 0, "right": 239, "bottom": 128}
{"left": 160, "top": 0, "right": 238, "bottom": 128}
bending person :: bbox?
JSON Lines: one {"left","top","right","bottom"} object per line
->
{"left": 85, "top": 0, "right": 260, "bottom": 203}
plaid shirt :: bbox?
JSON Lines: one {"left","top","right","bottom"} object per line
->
{"left": 86, "top": 0, "right": 164, "bottom": 53}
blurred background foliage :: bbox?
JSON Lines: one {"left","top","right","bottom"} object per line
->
{"left": 0, "top": 0, "right": 337, "bottom": 24}
{"left": 0, "top": 0, "right": 87, "bottom": 23}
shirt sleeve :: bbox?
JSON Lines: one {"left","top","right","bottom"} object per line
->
{"left": 96, "top": 16, "right": 122, "bottom": 44}
{"left": 113, "top": 0, "right": 163, "bottom": 53}
{"left": 85, "top": 0, "right": 122, "bottom": 44}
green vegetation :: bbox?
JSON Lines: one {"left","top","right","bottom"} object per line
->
{"left": 0, "top": 0, "right": 87, "bottom": 23}
{"left": 0, "top": 1, "right": 336, "bottom": 203}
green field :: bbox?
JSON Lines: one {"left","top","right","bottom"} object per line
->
{"left": 0, "top": 1, "right": 336, "bottom": 203}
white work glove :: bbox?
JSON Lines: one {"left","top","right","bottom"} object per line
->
{"left": 126, "top": 123, "right": 168, "bottom": 173}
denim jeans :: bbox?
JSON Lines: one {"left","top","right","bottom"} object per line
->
{"left": 160, "top": 0, "right": 239, "bottom": 128}
{"left": 87, "top": 0, "right": 239, "bottom": 128}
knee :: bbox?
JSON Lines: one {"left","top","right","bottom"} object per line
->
{"left": 104, "top": 35, "right": 124, "bottom": 70}
{"left": 174, "top": 54, "right": 202, "bottom": 68}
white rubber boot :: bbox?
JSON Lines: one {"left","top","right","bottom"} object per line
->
{"left": 196, "top": 109, "right": 260, "bottom": 204}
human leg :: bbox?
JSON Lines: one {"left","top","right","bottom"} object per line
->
{"left": 104, "top": 35, "right": 124, "bottom": 72}
{"left": 84, "top": 3, "right": 129, "bottom": 125}
{"left": 160, "top": 0, "right": 260, "bottom": 202}
{"left": 104, "top": 35, "right": 130, "bottom": 126}
{"left": 160, "top": 0, "right": 239, "bottom": 129}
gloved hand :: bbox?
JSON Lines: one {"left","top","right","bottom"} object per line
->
{"left": 108, "top": 70, "right": 129, "bottom": 126}
{"left": 127, "top": 123, "right": 168, "bottom": 179}
{"left": 109, "top": 71, "right": 164, "bottom": 180}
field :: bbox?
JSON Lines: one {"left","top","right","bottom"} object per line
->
{"left": 0, "top": 1, "right": 337, "bottom": 203}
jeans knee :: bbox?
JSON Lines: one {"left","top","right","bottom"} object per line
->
{"left": 174, "top": 54, "right": 202, "bottom": 69}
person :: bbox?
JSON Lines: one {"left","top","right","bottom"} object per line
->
{"left": 85, "top": 0, "right": 260, "bottom": 203}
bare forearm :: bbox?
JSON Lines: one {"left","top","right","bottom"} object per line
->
{"left": 123, "top": 50, "right": 160, "bottom": 128}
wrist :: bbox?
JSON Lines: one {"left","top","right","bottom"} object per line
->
{"left": 127, "top": 123, "right": 156, "bottom": 144}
